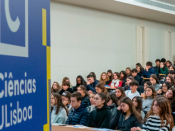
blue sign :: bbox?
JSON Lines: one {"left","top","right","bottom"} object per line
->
{"left": 0, "top": 0, "right": 50, "bottom": 131}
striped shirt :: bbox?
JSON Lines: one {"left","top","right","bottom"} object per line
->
{"left": 142, "top": 115, "right": 170, "bottom": 131}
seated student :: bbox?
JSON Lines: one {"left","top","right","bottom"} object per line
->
{"left": 86, "top": 75, "right": 99, "bottom": 93}
{"left": 131, "top": 68, "right": 141, "bottom": 84}
{"left": 59, "top": 81, "right": 73, "bottom": 95}
{"left": 120, "top": 71, "right": 127, "bottom": 87}
{"left": 115, "top": 87, "right": 126, "bottom": 104}
{"left": 136, "top": 65, "right": 144, "bottom": 77}
{"left": 66, "top": 92, "right": 89, "bottom": 125}
{"left": 150, "top": 74, "right": 161, "bottom": 92}
{"left": 142, "top": 61, "right": 155, "bottom": 78}
{"left": 51, "top": 82, "right": 62, "bottom": 94}
{"left": 99, "top": 72, "right": 111, "bottom": 85}
{"left": 107, "top": 93, "right": 118, "bottom": 118}
{"left": 142, "top": 86, "right": 157, "bottom": 113}
{"left": 126, "top": 67, "right": 132, "bottom": 77}
{"left": 87, "top": 93, "right": 96, "bottom": 112}
{"left": 140, "top": 81, "right": 152, "bottom": 98}
{"left": 161, "top": 58, "right": 167, "bottom": 65}
{"left": 166, "top": 60, "right": 172, "bottom": 68}
{"left": 154, "top": 59, "right": 160, "bottom": 77}
{"left": 124, "top": 76, "right": 135, "bottom": 90}
{"left": 72, "top": 75, "right": 87, "bottom": 92}
{"left": 169, "top": 65, "right": 175, "bottom": 71}
{"left": 51, "top": 93, "right": 68, "bottom": 124}
{"left": 89, "top": 72, "right": 98, "bottom": 82}
{"left": 166, "top": 75, "right": 175, "bottom": 87}
{"left": 109, "top": 72, "right": 123, "bottom": 88}
{"left": 168, "top": 70, "right": 175, "bottom": 79}
{"left": 158, "top": 82, "right": 171, "bottom": 96}
{"left": 107, "top": 70, "right": 114, "bottom": 83}
{"left": 125, "top": 80, "right": 140, "bottom": 100}
{"left": 131, "top": 96, "right": 174, "bottom": 131}
{"left": 166, "top": 88, "right": 175, "bottom": 112}
{"left": 86, "top": 93, "right": 112, "bottom": 128}
{"left": 62, "top": 91, "right": 72, "bottom": 111}
{"left": 160, "top": 61, "right": 168, "bottom": 75}
{"left": 113, "top": 97, "right": 142, "bottom": 130}
{"left": 77, "top": 85, "right": 90, "bottom": 108}
{"left": 132, "top": 96, "right": 145, "bottom": 119}
{"left": 95, "top": 82, "right": 108, "bottom": 95}
{"left": 62, "top": 77, "right": 73, "bottom": 89}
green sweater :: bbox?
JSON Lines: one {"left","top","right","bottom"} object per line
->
{"left": 160, "top": 67, "right": 168, "bottom": 75}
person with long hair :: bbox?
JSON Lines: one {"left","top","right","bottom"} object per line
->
{"left": 99, "top": 72, "right": 110, "bottom": 85}
{"left": 150, "top": 74, "right": 161, "bottom": 92}
{"left": 77, "top": 85, "right": 90, "bottom": 108}
{"left": 124, "top": 76, "right": 135, "bottom": 90}
{"left": 136, "top": 65, "right": 144, "bottom": 77}
{"left": 86, "top": 93, "right": 112, "bottom": 128}
{"left": 141, "top": 81, "right": 152, "bottom": 98}
{"left": 73, "top": 75, "right": 87, "bottom": 92}
{"left": 95, "top": 82, "right": 108, "bottom": 95}
{"left": 115, "top": 87, "right": 126, "bottom": 105}
{"left": 166, "top": 60, "right": 172, "bottom": 68}
{"left": 62, "top": 77, "right": 73, "bottom": 88}
{"left": 51, "top": 93, "right": 68, "bottom": 124}
{"left": 89, "top": 72, "right": 98, "bottom": 81}
{"left": 120, "top": 71, "right": 127, "bottom": 87}
{"left": 132, "top": 96, "right": 145, "bottom": 119}
{"left": 126, "top": 67, "right": 132, "bottom": 77}
{"left": 107, "top": 70, "right": 114, "bottom": 83}
{"left": 166, "top": 75, "right": 175, "bottom": 87}
{"left": 62, "top": 91, "right": 72, "bottom": 111}
{"left": 87, "top": 92, "right": 96, "bottom": 112}
{"left": 51, "top": 82, "right": 62, "bottom": 93}
{"left": 142, "top": 86, "right": 157, "bottom": 113}
{"left": 113, "top": 97, "right": 142, "bottom": 130}
{"left": 166, "top": 88, "right": 175, "bottom": 112}
{"left": 109, "top": 72, "right": 123, "bottom": 88}
{"left": 107, "top": 93, "right": 118, "bottom": 118}
{"left": 160, "top": 61, "right": 168, "bottom": 75}
{"left": 131, "top": 96, "right": 174, "bottom": 131}
{"left": 158, "top": 81, "right": 171, "bottom": 96}
{"left": 168, "top": 65, "right": 175, "bottom": 71}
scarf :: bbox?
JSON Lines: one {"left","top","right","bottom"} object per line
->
{"left": 111, "top": 79, "right": 120, "bottom": 87}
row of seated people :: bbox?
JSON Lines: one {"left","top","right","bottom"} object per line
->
{"left": 51, "top": 83, "right": 175, "bottom": 130}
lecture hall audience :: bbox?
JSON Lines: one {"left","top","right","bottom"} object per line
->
{"left": 51, "top": 58, "right": 175, "bottom": 130}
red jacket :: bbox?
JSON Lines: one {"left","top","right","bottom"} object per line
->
{"left": 108, "top": 81, "right": 123, "bottom": 88}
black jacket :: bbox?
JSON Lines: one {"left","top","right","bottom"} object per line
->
{"left": 134, "top": 75, "right": 141, "bottom": 85}
{"left": 81, "top": 95, "right": 91, "bottom": 108}
{"left": 110, "top": 109, "right": 121, "bottom": 129}
{"left": 59, "top": 88, "right": 73, "bottom": 95}
{"left": 86, "top": 105, "right": 112, "bottom": 128}
{"left": 117, "top": 114, "right": 142, "bottom": 131}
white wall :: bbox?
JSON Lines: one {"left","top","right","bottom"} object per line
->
{"left": 51, "top": 2, "right": 175, "bottom": 85}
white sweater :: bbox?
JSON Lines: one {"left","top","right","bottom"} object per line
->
{"left": 143, "top": 115, "right": 170, "bottom": 131}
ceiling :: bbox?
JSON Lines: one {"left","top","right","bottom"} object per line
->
{"left": 157, "top": 0, "right": 175, "bottom": 5}
{"left": 52, "top": 0, "right": 175, "bottom": 25}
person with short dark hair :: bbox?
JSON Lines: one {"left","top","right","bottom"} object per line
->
{"left": 125, "top": 80, "right": 140, "bottom": 100}
{"left": 131, "top": 68, "right": 141, "bottom": 85}
{"left": 142, "top": 61, "right": 155, "bottom": 78}
{"left": 161, "top": 58, "right": 166, "bottom": 64}
{"left": 86, "top": 93, "right": 112, "bottom": 128}
{"left": 168, "top": 70, "right": 175, "bottom": 79}
{"left": 66, "top": 92, "right": 89, "bottom": 125}
{"left": 86, "top": 75, "right": 99, "bottom": 93}
{"left": 59, "top": 81, "right": 73, "bottom": 95}
{"left": 154, "top": 59, "right": 160, "bottom": 77}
